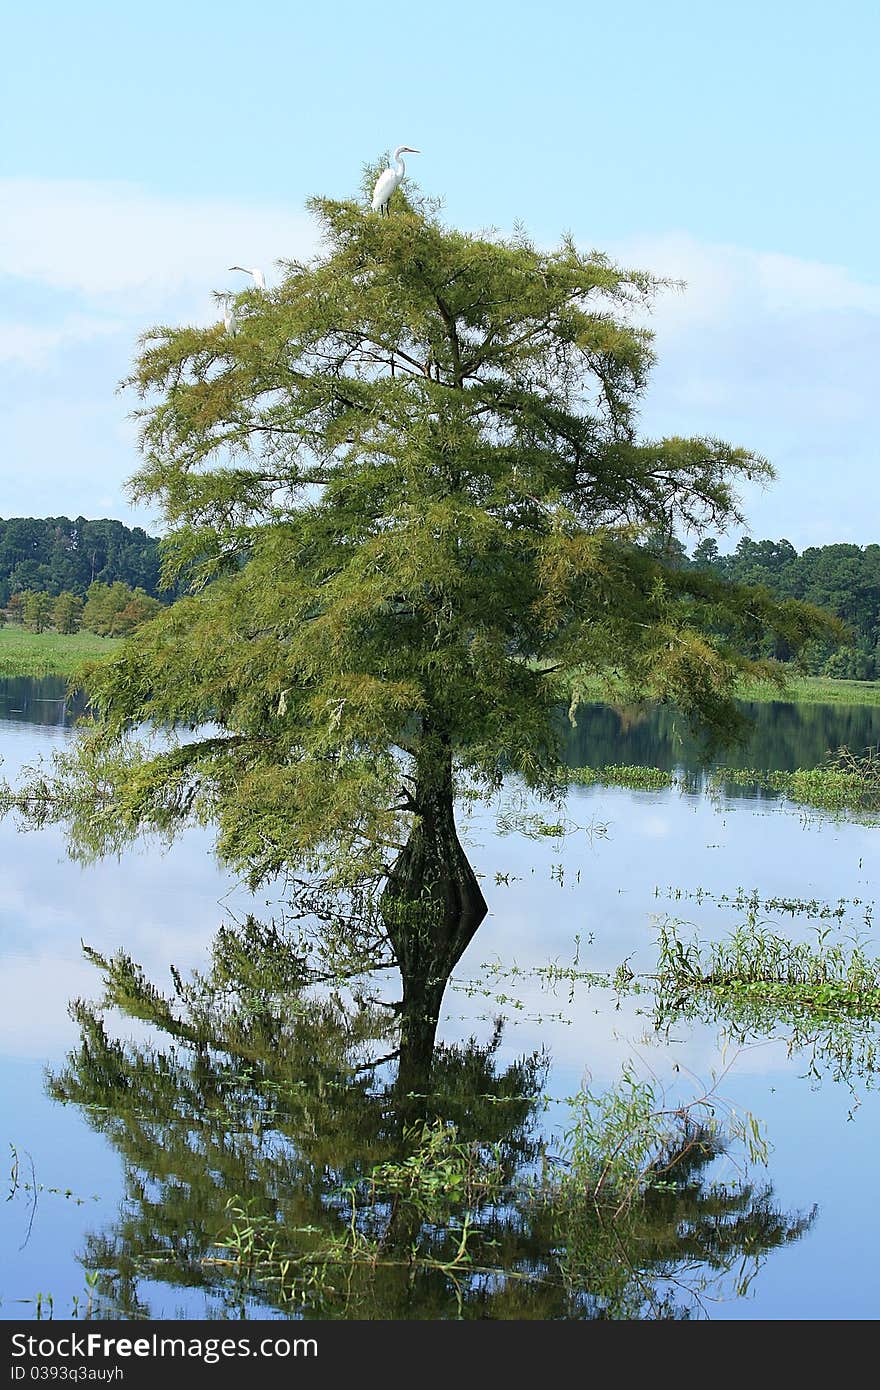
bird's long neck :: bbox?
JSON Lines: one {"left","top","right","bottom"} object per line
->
{"left": 393, "top": 147, "right": 407, "bottom": 177}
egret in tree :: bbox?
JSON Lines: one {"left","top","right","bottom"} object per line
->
{"left": 218, "top": 293, "right": 238, "bottom": 336}
{"left": 229, "top": 265, "right": 266, "bottom": 289}
{"left": 371, "top": 146, "right": 420, "bottom": 215}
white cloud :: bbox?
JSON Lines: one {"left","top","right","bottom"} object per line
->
{"left": 0, "top": 179, "right": 318, "bottom": 519}
{"left": 610, "top": 232, "right": 880, "bottom": 327}
{"left": 0, "top": 314, "right": 124, "bottom": 367}
{"left": 598, "top": 232, "right": 880, "bottom": 544}
{"left": 0, "top": 177, "right": 316, "bottom": 301}
{"left": 612, "top": 234, "right": 880, "bottom": 431}
{"left": 755, "top": 250, "right": 880, "bottom": 315}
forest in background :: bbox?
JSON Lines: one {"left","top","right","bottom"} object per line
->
{"left": 0, "top": 517, "right": 172, "bottom": 638}
{"left": 0, "top": 517, "right": 165, "bottom": 603}
{"left": 653, "top": 536, "right": 880, "bottom": 679}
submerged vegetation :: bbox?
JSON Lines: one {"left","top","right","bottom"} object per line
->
{"left": 562, "top": 745, "right": 880, "bottom": 816}
{"left": 649, "top": 924, "right": 880, "bottom": 1096}
{"left": 208, "top": 1074, "right": 788, "bottom": 1320}
{"left": 655, "top": 885, "right": 875, "bottom": 928}
{"left": 567, "top": 763, "right": 676, "bottom": 791}
{"left": 714, "top": 746, "right": 880, "bottom": 812}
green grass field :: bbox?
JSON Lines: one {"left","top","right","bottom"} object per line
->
{"left": 0, "top": 627, "right": 121, "bottom": 678}
{"left": 568, "top": 670, "right": 880, "bottom": 708}
{"left": 733, "top": 675, "right": 880, "bottom": 706}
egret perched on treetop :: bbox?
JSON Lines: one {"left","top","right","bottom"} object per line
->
{"left": 229, "top": 265, "right": 266, "bottom": 289}
{"left": 371, "top": 146, "right": 420, "bottom": 215}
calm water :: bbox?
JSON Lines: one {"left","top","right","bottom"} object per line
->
{"left": 3, "top": 679, "right": 880, "bottom": 1319}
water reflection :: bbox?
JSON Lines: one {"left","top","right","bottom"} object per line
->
{"left": 562, "top": 700, "right": 880, "bottom": 775}
{"left": 7, "top": 681, "right": 878, "bottom": 1317}
{"left": 5, "top": 678, "right": 877, "bottom": 774}
{"left": 48, "top": 920, "right": 815, "bottom": 1320}
{"left": 0, "top": 678, "right": 84, "bottom": 729}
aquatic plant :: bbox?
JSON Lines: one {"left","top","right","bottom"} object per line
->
{"left": 650, "top": 917, "right": 880, "bottom": 1095}
{"left": 712, "top": 745, "right": 880, "bottom": 814}
{"left": 655, "top": 917, "right": 880, "bottom": 1018}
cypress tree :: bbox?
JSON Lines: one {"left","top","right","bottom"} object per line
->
{"left": 8, "top": 172, "right": 838, "bottom": 1070}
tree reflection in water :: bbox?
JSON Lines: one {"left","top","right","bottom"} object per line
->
{"left": 49, "top": 917, "right": 815, "bottom": 1320}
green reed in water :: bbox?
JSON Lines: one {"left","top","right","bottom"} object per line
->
{"left": 655, "top": 917, "right": 880, "bottom": 1018}
{"left": 712, "top": 746, "right": 880, "bottom": 813}
{"left": 656, "top": 885, "right": 875, "bottom": 928}
{"left": 543, "top": 746, "right": 880, "bottom": 817}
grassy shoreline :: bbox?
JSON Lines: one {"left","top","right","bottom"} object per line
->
{"left": 0, "top": 628, "right": 121, "bottom": 678}
{"left": 570, "top": 671, "right": 880, "bottom": 708}
{"left": 733, "top": 674, "right": 880, "bottom": 706}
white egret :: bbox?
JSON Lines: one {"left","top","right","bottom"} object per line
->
{"left": 219, "top": 293, "right": 238, "bottom": 336}
{"left": 371, "top": 146, "right": 420, "bottom": 215}
{"left": 229, "top": 265, "right": 266, "bottom": 289}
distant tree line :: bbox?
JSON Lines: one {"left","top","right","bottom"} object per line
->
{"left": 680, "top": 537, "right": 880, "bottom": 679}
{"left": 0, "top": 517, "right": 169, "bottom": 605}
{"left": 0, "top": 581, "right": 162, "bottom": 637}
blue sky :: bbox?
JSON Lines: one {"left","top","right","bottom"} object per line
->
{"left": 2, "top": 0, "right": 879, "bottom": 546}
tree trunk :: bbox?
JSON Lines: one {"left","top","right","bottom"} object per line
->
{"left": 381, "top": 738, "right": 487, "bottom": 1096}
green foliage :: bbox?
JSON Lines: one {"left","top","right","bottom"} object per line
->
{"left": 557, "top": 670, "right": 880, "bottom": 707}
{"left": 650, "top": 915, "right": 880, "bottom": 1093}
{"left": 656, "top": 917, "right": 880, "bottom": 1018}
{"left": 7, "top": 175, "right": 838, "bottom": 892}
{"left": 45, "top": 921, "right": 812, "bottom": 1320}
{"left": 557, "top": 1066, "right": 769, "bottom": 1209}
{"left": 567, "top": 763, "right": 676, "bottom": 790}
{"left": 361, "top": 1117, "right": 507, "bottom": 1219}
{"left": 713, "top": 744, "right": 880, "bottom": 813}
{"left": 691, "top": 537, "right": 880, "bottom": 676}
{"left": 81, "top": 580, "right": 162, "bottom": 636}
{"left": 5, "top": 592, "right": 24, "bottom": 624}
{"left": 53, "top": 590, "right": 83, "bottom": 635}
{"left": 22, "top": 590, "right": 52, "bottom": 633}
{"left": 504, "top": 745, "right": 880, "bottom": 812}
{"left": 0, "top": 580, "right": 155, "bottom": 676}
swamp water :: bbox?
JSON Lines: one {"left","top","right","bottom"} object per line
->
{"left": 3, "top": 677, "right": 880, "bottom": 1319}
